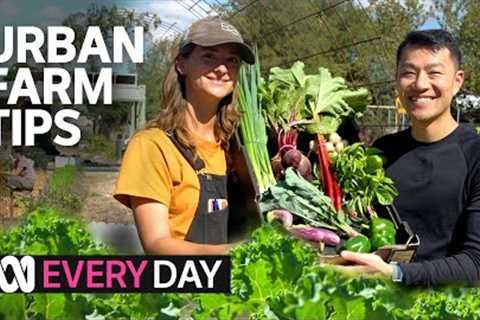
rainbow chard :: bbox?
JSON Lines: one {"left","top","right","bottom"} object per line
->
{"left": 298, "top": 67, "right": 371, "bottom": 211}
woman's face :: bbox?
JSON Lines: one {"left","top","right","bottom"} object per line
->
{"left": 177, "top": 43, "right": 242, "bottom": 104}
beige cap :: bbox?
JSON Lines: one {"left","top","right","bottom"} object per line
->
{"left": 180, "top": 16, "right": 255, "bottom": 64}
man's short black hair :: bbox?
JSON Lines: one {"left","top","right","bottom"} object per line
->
{"left": 396, "top": 29, "right": 462, "bottom": 69}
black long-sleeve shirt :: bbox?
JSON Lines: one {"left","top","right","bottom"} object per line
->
{"left": 374, "top": 124, "right": 480, "bottom": 286}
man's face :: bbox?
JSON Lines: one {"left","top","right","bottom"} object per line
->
{"left": 396, "top": 46, "right": 464, "bottom": 124}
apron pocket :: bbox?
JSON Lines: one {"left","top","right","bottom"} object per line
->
{"left": 205, "top": 207, "right": 229, "bottom": 244}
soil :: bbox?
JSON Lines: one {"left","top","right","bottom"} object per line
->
{"left": 79, "top": 171, "right": 133, "bottom": 225}
{"left": 0, "top": 169, "right": 133, "bottom": 229}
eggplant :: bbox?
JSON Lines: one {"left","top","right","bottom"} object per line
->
{"left": 288, "top": 224, "right": 340, "bottom": 246}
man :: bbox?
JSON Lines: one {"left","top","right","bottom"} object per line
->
{"left": 340, "top": 30, "right": 480, "bottom": 286}
{"left": 7, "top": 148, "right": 36, "bottom": 191}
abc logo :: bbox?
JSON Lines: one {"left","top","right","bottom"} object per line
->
{"left": 0, "top": 256, "right": 35, "bottom": 293}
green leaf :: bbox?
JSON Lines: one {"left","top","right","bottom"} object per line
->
{"left": 331, "top": 297, "right": 366, "bottom": 320}
{"left": 295, "top": 299, "right": 326, "bottom": 320}
{"left": 376, "top": 192, "right": 393, "bottom": 205}
{"left": 45, "top": 293, "right": 67, "bottom": 319}
{"left": 303, "top": 115, "right": 342, "bottom": 135}
{"left": 0, "top": 294, "right": 26, "bottom": 320}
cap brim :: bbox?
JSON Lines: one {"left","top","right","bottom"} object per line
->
{"left": 191, "top": 39, "right": 255, "bottom": 64}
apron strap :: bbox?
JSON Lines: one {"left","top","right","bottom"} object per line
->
{"left": 165, "top": 130, "right": 205, "bottom": 172}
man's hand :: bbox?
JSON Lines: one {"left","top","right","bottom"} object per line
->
{"left": 334, "top": 251, "right": 393, "bottom": 278}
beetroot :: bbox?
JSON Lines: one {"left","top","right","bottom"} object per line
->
{"left": 279, "top": 149, "right": 312, "bottom": 180}
{"left": 296, "top": 154, "right": 312, "bottom": 180}
{"left": 271, "top": 154, "right": 284, "bottom": 179}
{"left": 282, "top": 149, "right": 302, "bottom": 168}
{"left": 271, "top": 127, "right": 312, "bottom": 180}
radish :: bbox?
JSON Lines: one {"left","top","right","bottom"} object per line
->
{"left": 329, "top": 133, "right": 342, "bottom": 144}
{"left": 335, "top": 141, "right": 344, "bottom": 152}
{"left": 266, "top": 209, "right": 293, "bottom": 227}
{"left": 328, "top": 151, "right": 338, "bottom": 158}
{"left": 288, "top": 224, "right": 340, "bottom": 246}
{"left": 325, "top": 142, "right": 335, "bottom": 152}
{"left": 309, "top": 140, "right": 318, "bottom": 153}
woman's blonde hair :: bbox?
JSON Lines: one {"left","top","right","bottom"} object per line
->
{"left": 146, "top": 44, "right": 240, "bottom": 152}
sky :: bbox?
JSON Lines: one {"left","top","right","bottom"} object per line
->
{"left": 0, "top": 0, "right": 210, "bottom": 39}
{"left": 420, "top": 16, "right": 441, "bottom": 30}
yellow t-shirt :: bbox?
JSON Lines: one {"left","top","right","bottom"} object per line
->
{"left": 114, "top": 128, "right": 227, "bottom": 239}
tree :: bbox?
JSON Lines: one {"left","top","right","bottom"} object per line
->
{"left": 365, "top": 0, "right": 426, "bottom": 102}
{"left": 459, "top": 3, "right": 480, "bottom": 93}
{"left": 63, "top": 4, "right": 161, "bottom": 52}
{"left": 137, "top": 38, "right": 179, "bottom": 120}
{"left": 62, "top": 4, "right": 162, "bottom": 134}
{"left": 434, "top": 0, "right": 480, "bottom": 94}
{"left": 218, "top": 0, "right": 426, "bottom": 104}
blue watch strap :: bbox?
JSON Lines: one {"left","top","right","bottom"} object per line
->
{"left": 390, "top": 261, "right": 404, "bottom": 283}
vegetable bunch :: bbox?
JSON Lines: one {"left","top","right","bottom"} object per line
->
{"left": 237, "top": 50, "right": 276, "bottom": 192}
{"left": 260, "top": 62, "right": 371, "bottom": 211}
{"left": 332, "top": 143, "right": 398, "bottom": 221}
{"left": 260, "top": 167, "right": 356, "bottom": 236}
{"left": 261, "top": 62, "right": 312, "bottom": 180}
{"left": 299, "top": 67, "right": 370, "bottom": 212}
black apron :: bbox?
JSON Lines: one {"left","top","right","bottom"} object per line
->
{"left": 166, "top": 132, "right": 229, "bottom": 244}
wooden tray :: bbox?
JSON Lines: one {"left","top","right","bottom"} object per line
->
{"left": 318, "top": 204, "right": 420, "bottom": 264}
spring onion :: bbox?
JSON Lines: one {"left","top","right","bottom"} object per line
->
{"left": 237, "top": 49, "right": 276, "bottom": 193}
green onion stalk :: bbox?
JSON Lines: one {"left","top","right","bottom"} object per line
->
{"left": 237, "top": 50, "right": 276, "bottom": 193}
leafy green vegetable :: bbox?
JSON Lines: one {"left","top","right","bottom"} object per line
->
{"left": 300, "top": 67, "right": 370, "bottom": 135}
{"left": 194, "top": 224, "right": 480, "bottom": 320}
{"left": 260, "top": 168, "right": 356, "bottom": 235}
{"left": 261, "top": 62, "right": 371, "bottom": 136}
{"left": 0, "top": 208, "right": 106, "bottom": 255}
{"left": 0, "top": 208, "right": 189, "bottom": 320}
{"left": 0, "top": 294, "right": 26, "bottom": 320}
{"left": 260, "top": 62, "right": 307, "bottom": 134}
{"left": 333, "top": 143, "right": 398, "bottom": 220}
{"left": 2, "top": 208, "right": 480, "bottom": 320}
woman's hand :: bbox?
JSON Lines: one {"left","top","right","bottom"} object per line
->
{"left": 131, "top": 196, "right": 233, "bottom": 255}
{"left": 334, "top": 251, "right": 393, "bottom": 278}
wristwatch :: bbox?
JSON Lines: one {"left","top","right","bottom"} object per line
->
{"left": 390, "top": 261, "right": 404, "bottom": 283}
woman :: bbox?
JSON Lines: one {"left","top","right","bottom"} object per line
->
{"left": 114, "top": 17, "right": 254, "bottom": 255}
